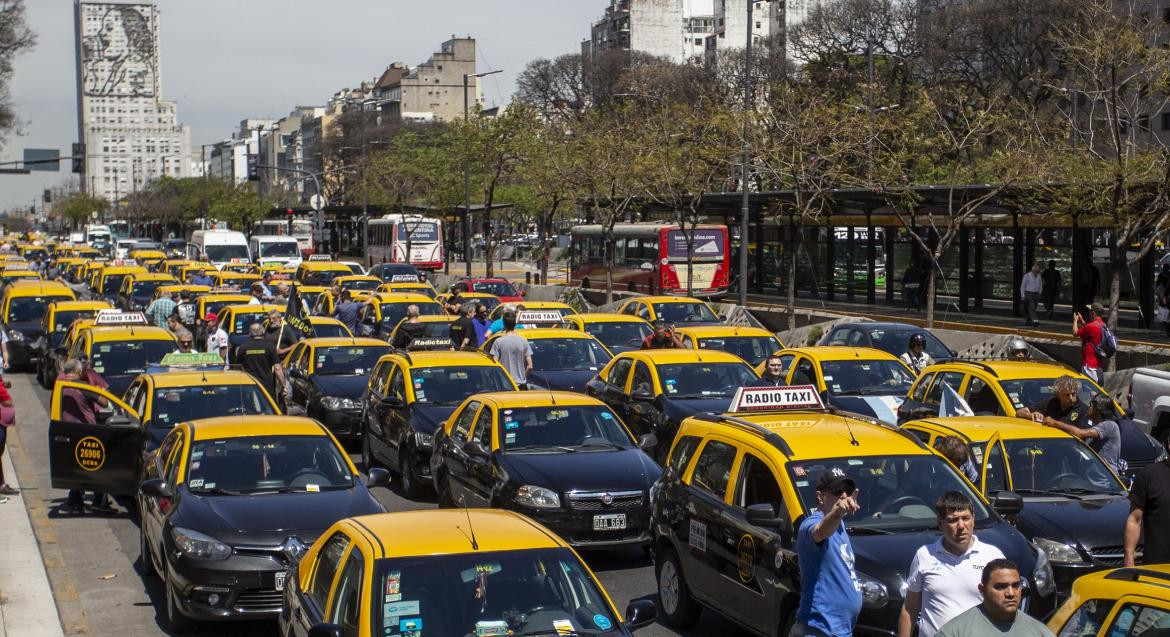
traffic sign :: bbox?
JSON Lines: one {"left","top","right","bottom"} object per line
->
{"left": 310, "top": 194, "right": 325, "bottom": 211}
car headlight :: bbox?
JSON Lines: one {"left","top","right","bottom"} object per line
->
{"left": 171, "top": 526, "right": 232, "bottom": 561}
{"left": 857, "top": 571, "right": 889, "bottom": 608}
{"left": 321, "top": 396, "right": 359, "bottom": 410}
{"left": 7, "top": 329, "right": 23, "bottom": 342}
{"left": 514, "top": 485, "right": 561, "bottom": 509}
{"left": 1032, "top": 543, "right": 1057, "bottom": 597}
{"left": 1033, "top": 537, "right": 1084, "bottom": 565}
{"left": 413, "top": 430, "right": 434, "bottom": 449}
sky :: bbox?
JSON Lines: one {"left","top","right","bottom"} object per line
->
{"left": 0, "top": 0, "right": 605, "bottom": 213}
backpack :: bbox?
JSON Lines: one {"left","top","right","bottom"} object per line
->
{"left": 1094, "top": 322, "right": 1118, "bottom": 360}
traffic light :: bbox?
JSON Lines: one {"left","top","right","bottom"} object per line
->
{"left": 247, "top": 154, "right": 259, "bottom": 181}
{"left": 43, "top": 189, "right": 50, "bottom": 204}
{"left": 71, "top": 143, "right": 84, "bottom": 174}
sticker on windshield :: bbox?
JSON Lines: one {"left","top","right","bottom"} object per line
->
{"left": 92, "top": 365, "right": 104, "bottom": 373}
{"left": 188, "top": 479, "right": 204, "bottom": 488}
{"left": 505, "top": 433, "right": 516, "bottom": 444}
{"left": 384, "top": 600, "right": 420, "bottom": 619}
{"left": 100, "top": 345, "right": 111, "bottom": 352}
{"left": 548, "top": 409, "right": 568, "bottom": 420}
{"left": 386, "top": 571, "right": 401, "bottom": 595}
{"left": 503, "top": 409, "right": 512, "bottom": 415}
{"left": 795, "top": 480, "right": 809, "bottom": 488}
{"left": 190, "top": 451, "right": 202, "bottom": 460}
{"left": 792, "top": 465, "right": 806, "bottom": 476}
{"left": 553, "top": 619, "right": 575, "bottom": 635}
{"left": 505, "top": 421, "right": 518, "bottom": 430}
{"left": 600, "top": 412, "right": 613, "bottom": 420}
{"left": 594, "top": 615, "right": 612, "bottom": 630}
{"left": 823, "top": 376, "right": 833, "bottom": 382}
{"left": 305, "top": 484, "right": 319, "bottom": 493}
{"left": 475, "top": 620, "right": 508, "bottom": 636}
{"left": 847, "top": 459, "right": 863, "bottom": 466}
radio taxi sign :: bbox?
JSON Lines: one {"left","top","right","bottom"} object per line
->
{"left": 94, "top": 310, "right": 150, "bottom": 326}
{"left": 517, "top": 310, "right": 564, "bottom": 325}
{"left": 307, "top": 254, "right": 333, "bottom": 261}
{"left": 390, "top": 274, "right": 421, "bottom": 283}
{"left": 730, "top": 385, "right": 824, "bottom": 412}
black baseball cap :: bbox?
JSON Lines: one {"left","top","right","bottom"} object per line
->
{"left": 815, "top": 468, "right": 856, "bottom": 494}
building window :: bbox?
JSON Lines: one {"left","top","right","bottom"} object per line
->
{"left": 1161, "top": 112, "right": 1170, "bottom": 131}
{"left": 695, "top": 38, "right": 703, "bottom": 45}
{"left": 1139, "top": 114, "right": 1150, "bottom": 132}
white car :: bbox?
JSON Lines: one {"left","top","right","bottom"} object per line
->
{"left": 339, "top": 260, "right": 366, "bottom": 275}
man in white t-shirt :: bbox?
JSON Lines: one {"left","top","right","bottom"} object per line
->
{"left": 897, "top": 491, "right": 1006, "bottom": 637}
{"left": 204, "top": 313, "right": 230, "bottom": 365}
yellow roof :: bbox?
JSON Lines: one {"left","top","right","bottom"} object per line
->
{"left": 100, "top": 265, "right": 148, "bottom": 274}
{"left": 128, "top": 273, "right": 178, "bottom": 282}
{"left": 89, "top": 325, "right": 175, "bottom": 342}
{"left": 372, "top": 292, "right": 443, "bottom": 305}
{"left": 517, "top": 301, "right": 574, "bottom": 310}
{"left": 222, "top": 303, "right": 284, "bottom": 315}
{"left": 718, "top": 411, "right": 927, "bottom": 459}
{"left": 307, "top": 316, "right": 345, "bottom": 325}
{"left": 3, "top": 281, "right": 75, "bottom": 296}
{"left": 930, "top": 359, "right": 1081, "bottom": 381}
{"left": 630, "top": 295, "right": 709, "bottom": 304}
{"left": 49, "top": 300, "right": 112, "bottom": 312}
{"left": 503, "top": 328, "right": 596, "bottom": 341}
{"left": 676, "top": 325, "right": 779, "bottom": 338}
{"left": 385, "top": 350, "right": 499, "bottom": 368}
{"left": 336, "top": 275, "right": 381, "bottom": 284}
{"left": 149, "top": 370, "right": 264, "bottom": 389}
{"left": 302, "top": 337, "right": 389, "bottom": 348}
{"left": 476, "top": 391, "right": 605, "bottom": 408}
{"left": 619, "top": 349, "right": 748, "bottom": 365}
{"left": 382, "top": 282, "right": 433, "bottom": 289}
{"left": 571, "top": 313, "right": 651, "bottom": 324}
{"left": 129, "top": 250, "right": 166, "bottom": 259}
{"left": 1057, "top": 565, "right": 1170, "bottom": 607}
{"left": 189, "top": 415, "right": 327, "bottom": 441}
{"left": 300, "top": 261, "right": 350, "bottom": 270}
{"left": 1, "top": 270, "right": 40, "bottom": 277}
{"left": 781, "top": 346, "right": 902, "bottom": 362}
{"left": 904, "top": 416, "right": 1071, "bottom": 443}
{"left": 294, "top": 284, "right": 328, "bottom": 292}
{"left": 200, "top": 293, "right": 252, "bottom": 303}
{"left": 347, "top": 509, "right": 565, "bottom": 557}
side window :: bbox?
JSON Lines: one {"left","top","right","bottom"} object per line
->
{"left": 983, "top": 441, "right": 1009, "bottom": 493}
{"left": 607, "top": 358, "right": 633, "bottom": 386}
{"left": 621, "top": 303, "right": 637, "bottom": 316}
{"left": 472, "top": 407, "right": 494, "bottom": 448}
{"left": 667, "top": 435, "right": 702, "bottom": 477}
{"left": 910, "top": 428, "right": 933, "bottom": 443}
{"left": 451, "top": 402, "right": 480, "bottom": 442}
{"left": 164, "top": 432, "right": 185, "bottom": 486}
{"left": 369, "top": 361, "right": 390, "bottom": 393}
{"left": 389, "top": 366, "right": 406, "bottom": 403}
{"left": 636, "top": 304, "right": 651, "bottom": 320}
{"left": 910, "top": 372, "right": 936, "bottom": 402}
{"left": 631, "top": 362, "right": 653, "bottom": 394}
{"left": 152, "top": 428, "right": 181, "bottom": 478}
{"left": 847, "top": 329, "right": 867, "bottom": 346}
{"left": 309, "top": 533, "right": 351, "bottom": 609}
{"left": 689, "top": 440, "right": 738, "bottom": 501}
{"left": 124, "top": 381, "right": 142, "bottom": 414}
{"left": 735, "top": 453, "right": 784, "bottom": 511}
{"left": 1105, "top": 604, "right": 1170, "bottom": 637}
{"left": 925, "top": 372, "right": 966, "bottom": 406}
{"left": 826, "top": 328, "right": 849, "bottom": 346}
{"left": 1055, "top": 599, "right": 1114, "bottom": 637}
{"left": 327, "top": 549, "right": 364, "bottom": 637}
{"left": 777, "top": 354, "right": 796, "bottom": 378}
{"left": 964, "top": 376, "right": 1004, "bottom": 416}
{"left": 791, "top": 358, "right": 816, "bottom": 386}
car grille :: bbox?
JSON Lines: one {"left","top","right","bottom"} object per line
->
{"left": 565, "top": 490, "right": 644, "bottom": 511}
{"left": 1089, "top": 545, "right": 1139, "bottom": 566}
{"left": 233, "top": 588, "right": 283, "bottom": 613}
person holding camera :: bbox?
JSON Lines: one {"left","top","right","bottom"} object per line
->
{"left": 641, "top": 319, "right": 684, "bottom": 349}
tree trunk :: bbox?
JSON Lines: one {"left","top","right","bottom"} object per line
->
{"left": 604, "top": 225, "right": 615, "bottom": 304}
{"left": 925, "top": 259, "right": 938, "bottom": 328}
{"left": 786, "top": 228, "right": 798, "bottom": 334}
{"left": 686, "top": 222, "right": 695, "bottom": 297}
{"left": 538, "top": 213, "right": 549, "bottom": 285}
{"left": 1109, "top": 246, "right": 1123, "bottom": 373}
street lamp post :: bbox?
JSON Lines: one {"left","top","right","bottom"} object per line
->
{"left": 739, "top": 0, "right": 755, "bottom": 307}
{"left": 463, "top": 69, "right": 502, "bottom": 276}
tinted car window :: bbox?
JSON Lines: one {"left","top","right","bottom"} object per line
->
{"left": 690, "top": 440, "right": 737, "bottom": 500}
{"left": 186, "top": 435, "right": 353, "bottom": 494}
{"left": 587, "top": 321, "right": 651, "bottom": 350}
{"left": 409, "top": 366, "right": 514, "bottom": 405}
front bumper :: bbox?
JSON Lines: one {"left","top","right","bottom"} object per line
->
{"left": 506, "top": 503, "right": 652, "bottom": 548}
{"left": 167, "top": 551, "right": 290, "bottom": 621}
{"left": 315, "top": 406, "right": 362, "bottom": 439}
{"left": 7, "top": 339, "right": 36, "bottom": 366}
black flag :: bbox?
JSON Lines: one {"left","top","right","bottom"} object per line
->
{"left": 285, "top": 284, "right": 314, "bottom": 339}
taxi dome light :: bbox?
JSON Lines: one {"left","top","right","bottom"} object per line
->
{"left": 514, "top": 485, "right": 560, "bottom": 509}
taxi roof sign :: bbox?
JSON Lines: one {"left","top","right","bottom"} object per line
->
{"left": 407, "top": 337, "right": 453, "bottom": 350}
{"left": 517, "top": 310, "right": 564, "bottom": 324}
{"left": 307, "top": 254, "right": 333, "bottom": 261}
{"left": 229, "top": 258, "right": 251, "bottom": 264}
{"left": 730, "top": 385, "right": 824, "bottom": 412}
{"left": 94, "top": 310, "right": 149, "bottom": 326}
{"left": 390, "top": 274, "right": 421, "bottom": 282}
{"left": 107, "top": 259, "right": 138, "bottom": 267}
{"left": 160, "top": 352, "right": 224, "bottom": 367}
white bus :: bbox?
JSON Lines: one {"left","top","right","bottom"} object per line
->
{"left": 84, "top": 224, "right": 113, "bottom": 247}
{"left": 253, "top": 219, "right": 314, "bottom": 257}
{"left": 367, "top": 214, "right": 444, "bottom": 271}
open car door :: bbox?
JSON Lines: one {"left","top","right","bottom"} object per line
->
{"left": 979, "top": 432, "right": 1014, "bottom": 495}
{"left": 48, "top": 380, "right": 142, "bottom": 495}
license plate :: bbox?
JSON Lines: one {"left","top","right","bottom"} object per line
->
{"left": 593, "top": 513, "right": 626, "bottom": 531}
{"left": 274, "top": 571, "right": 286, "bottom": 591}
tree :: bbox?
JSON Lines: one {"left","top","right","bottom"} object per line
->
{"left": 58, "top": 192, "right": 109, "bottom": 229}
{"left": 510, "top": 115, "right": 581, "bottom": 284}
{"left": 0, "top": 0, "right": 34, "bottom": 150}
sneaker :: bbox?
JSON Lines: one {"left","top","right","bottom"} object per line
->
{"left": 0, "top": 484, "right": 19, "bottom": 496}
{"left": 89, "top": 500, "right": 116, "bottom": 513}
{"left": 59, "top": 503, "right": 85, "bottom": 515}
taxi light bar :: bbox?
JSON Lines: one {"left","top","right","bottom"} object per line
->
{"left": 209, "top": 286, "right": 241, "bottom": 294}
{"left": 407, "top": 338, "right": 453, "bottom": 350}
{"left": 107, "top": 259, "right": 138, "bottom": 266}
{"left": 517, "top": 310, "right": 565, "bottom": 324}
{"left": 94, "top": 310, "right": 149, "bottom": 326}
{"left": 390, "top": 274, "right": 421, "bottom": 282}
{"left": 308, "top": 254, "right": 333, "bottom": 261}
{"left": 730, "top": 385, "right": 823, "bottom": 412}
{"left": 229, "top": 258, "right": 250, "bottom": 264}
{"left": 160, "top": 352, "right": 224, "bottom": 367}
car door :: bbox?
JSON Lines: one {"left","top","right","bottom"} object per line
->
{"left": 291, "top": 531, "right": 351, "bottom": 635}
{"left": 679, "top": 437, "right": 741, "bottom": 610}
{"left": 1088, "top": 597, "right": 1170, "bottom": 637}
{"left": 364, "top": 359, "right": 392, "bottom": 458}
{"left": 979, "top": 432, "right": 1013, "bottom": 496}
{"left": 383, "top": 364, "right": 410, "bottom": 471}
{"left": 48, "top": 380, "right": 143, "bottom": 495}
{"left": 462, "top": 405, "right": 496, "bottom": 507}
{"left": 898, "top": 371, "right": 937, "bottom": 423}
{"left": 593, "top": 357, "right": 633, "bottom": 414}
{"left": 140, "top": 427, "right": 183, "bottom": 568}
{"left": 625, "top": 361, "right": 659, "bottom": 437}
{"left": 440, "top": 400, "right": 481, "bottom": 506}
{"left": 287, "top": 344, "right": 311, "bottom": 408}
{"left": 323, "top": 545, "right": 365, "bottom": 637}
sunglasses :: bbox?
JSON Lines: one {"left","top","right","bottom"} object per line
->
{"left": 831, "top": 486, "right": 856, "bottom": 497}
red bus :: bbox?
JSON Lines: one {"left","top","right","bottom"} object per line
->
{"left": 570, "top": 223, "right": 731, "bottom": 297}
{"left": 366, "top": 214, "right": 444, "bottom": 271}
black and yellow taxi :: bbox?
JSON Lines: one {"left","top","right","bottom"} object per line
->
{"left": 387, "top": 315, "right": 457, "bottom": 350}
{"left": 436, "top": 290, "right": 500, "bottom": 313}
{"left": 34, "top": 300, "right": 112, "bottom": 387}
{"left": 585, "top": 349, "right": 759, "bottom": 460}
{"left": 63, "top": 319, "right": 177, "bottom": 396}
{"left": 1, "top": 280, "right": 76, "bottom": 368}
{"left": 66, "top": 245, "right": 102, "bottom": 260}
{"left": 650, "top": 388, "right": 1056, "bottom": 635}
{"left": 897, "top": 359, "right": 1164, "bottom": 477}
{"left": 194, "top": 291, "right": 252, "bottom": 324}
{"left": 615, "top": 295, "right": 724, "bottom": 326}
{"left": 129, "top": 248, "right": 167, "bottom": 269}
{"left": 295, "top": 261, "right": 354, "bottom": 286}
{"left": 484, "top": 327, "right": 613, "bottom": 392}
{"left": 487, "top": 300, "right": 577, "bottom": 323}
{"left": 48, "top": 317, "right": 99, "bottom": 380}
{"left": 356, "top": 292, "right": 446, "bottom": 341}
{"left": 282, "top": 337, "right": 393, "bottom": 440}
{"left": 280, "top": 509, "right": 658, "bottom": 637}
{"left": 1047, "top": 566, "right": 1170, "bottom": 637}
{"left": 761, "top": 346, "right": 916, "bottom": 424}
{"left": 0, "top": 267, "right": 41, "bottom": 286}
{"left": 220, "top": 259, "right": 256, "bottom": 274}
{"left": 214, "top": 304, "right": 284, "bottom": 352}
{"left": 116, "top": 271, "right": 178, "bottom": 311}
{"left": 209, "top": 270, "right": 261, "bottom": 291}
{"left": 902, "top": 416, "right": 1133, "bottom": 594}
{"left": 676, "top": 325, "right": 785, "bottom": 366}
{"left": 306, "top": 316, "right": 353, "bottom": 338}
{"left": 362, "top": 350, "right": 516, "bottom": 497}
{"left": 377, "top": 280, "right": 438, "bottom": 299}
{"left": 176, "top": 261, "right": 215, "bottom": 282}
{"left": 95, "top": 262, "right": 149, "bottom": 302}
{"left": 118, "top": 416, "right": 384, "bottom": 629}
{"left": 431, "top": 391, "right": 661, "bottom": 548}
{"left": 293, "top": 284, "right": 329, "bottom": 316}
{"left": 564, "top": 312, "right": 654, "bottom": 354}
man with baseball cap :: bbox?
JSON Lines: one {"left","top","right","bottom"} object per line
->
{"left": 794, "top": 468, "right": 863, "bottom": 637}
{"left": 204, "top": 312, "right": 229, "bottom": 365}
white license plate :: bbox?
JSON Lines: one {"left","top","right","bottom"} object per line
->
{"left": 593, "top": 513, "right": 627, "bottom": 531}
{"left": 274, "top": 571, "right": 286, "bottom": 592}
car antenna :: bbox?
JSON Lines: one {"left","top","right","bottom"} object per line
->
{"left": 456, "top": 500, "right": 480, "bottom": 551}
{"left": 843, "top": 415, "right": 861, "bottom": 447}
{"left": 549, "top": 391, "right": 557, "bottom": 406}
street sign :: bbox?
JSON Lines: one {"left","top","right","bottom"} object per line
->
{"left": 310, "top": 194, "right": 325, "bottom": 211}
{"left": 23, "top": 148, "right": 60, "bottom": 172}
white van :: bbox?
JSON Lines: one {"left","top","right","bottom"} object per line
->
{"left": 248, "top": 235, "right": 303, "bottom": 268}
{"left": 188, "top": 229, "right": 250, "bottom": 269}
{"left": 84, "top": 224, "right": 112, "bottom": 248}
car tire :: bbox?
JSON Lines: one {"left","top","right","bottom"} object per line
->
{"left": 139, "top": 523, "right": 156, "bottom": 578}
{"left": 656, "top": 547, "right": 701, "bottom": 628}
{"left": 163, "top": 562, "right": 192, "bottom": 633}
{"left": 399, "top": 446, "right": 422, "bottom": 499}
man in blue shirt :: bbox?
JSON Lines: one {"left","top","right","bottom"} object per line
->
{"left": 795, "top": 469, "right": 863, "bottom": 637}
{"left": 332, "top": 290, "right": 363, "bottom": 335}
{"left": 472, "top": 304, "right": 492, "bottom": 346}
{"left": 190, "top": 269, "right": 214, "bottom": 287}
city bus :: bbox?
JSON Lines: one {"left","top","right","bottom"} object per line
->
{"left": 366, "top": 214, "right": 444, "bottom": 271}
{"left": 570, "top": 222, "right": 731, "bottom": 297}
{"left": 108, "top": 219, "right": 131, "bottom": 240}
{"left": 253, "top": 219, "right": 314, "bottom": 257}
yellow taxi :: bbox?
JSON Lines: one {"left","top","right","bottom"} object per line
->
{"left": 1, "top": 280, "right": 77, "bottom": 367}
{"left": 129, "top": 248, "right": 166, "bottom": 263}
{"left": 332, "top": 275, "right": 383, "bottom": 296}
{"left": 0, "top": 267, "right": 41, "bottom": 285}
{"left": 1047, "top": 566, "right": 1170, "bottom": 637}
{"left": 488, "top": 300, "right": 577, "bottom": 322}
{"left": 362, "top": 350, "right": 516, "bottom": 496}
{"left": 55, "top": 256, "right": 89, "bottom": 275}
{"left": 219, "top": 260, "right": 255, "bottom": 273}
{"left": 676, "top": 325, "right": 784, "bottom": 366}
{"left": 209, "top": 270, "right": 261, "bottom": 290}
{"left": 194, "top": 291, "right": 252, "bottom": 323}
{"left": 16, "top": 244, "right": 48, "bottom": 261}
{"left": 116, "top": 272, "right": 178, "bottom": 311}
{"left": 295, "top": 260, "right": 353, "bottom": 286}
{"left": 307, "top": 316, "right": 353, "bottom": 338}
{"left": 65, "top": 245, "right": 102, "bottom": 259}
{"left": 177, "top": 262, "right": 215, "bottom": 282}
{"left": 213, "top": 304, "right": 283, "bottom": 352}
{"left": 161, "top": 259, "right": 192, "bottom": 277}
{"left": 435, "top": 290, "right": 499, "bottom": 312}
{"left": 35, "top": 299, "right": 112, "bottom": 387}
{"left": 356, "top": 292, "right": 446, "bottom": 340}
{"left": 62, "top": 322, "right": 177, "bottom": 396}
{"left": 377, "top": 280, "right": 438, "bottom": 299}
{"left": 563, "top": 312, "right": 654, "bottom": 354}
{"left": 258, "top": 263, "right": 297, "bottom": 279}
{"left": 281, "top": 509, "right": 656, "bottom": 637}
{"left": 649, "top": 389, "right": 1055, "bottom": 634}
{"left": 386, "top": 315, "right": 456, "bottom": 350}
{"left": 483, "top": 327, "right": 613, "bottom": 392}
{"left": 156, "top": 284, "right": 211, "bottom": 300}
{"left": 281, "top": 337, "right": 393, "bottom": 440}
{"left": 293, "top": 284, "right": 329, "bottom": 315}
{"left": 758, "top": 346, "right": 916, "bottom": 424}
{"left": 615, "top": 295, "right": 724, "bottom": 326}
{"left": 95, "top": 262, "right": 148, "bottom": 301}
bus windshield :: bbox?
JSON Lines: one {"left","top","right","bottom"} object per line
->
{"left": 259, "top": 242, "right": 299, "bottom": 257}
{"left": 397, "top": 221, "right": 439, "bottom": 243}
{"left": 204, "top": 244, "right": 249, "bottom": 262}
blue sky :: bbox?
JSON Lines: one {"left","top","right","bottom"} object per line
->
{"left": 1, "top": 0, "right": 603, "bottom": 212}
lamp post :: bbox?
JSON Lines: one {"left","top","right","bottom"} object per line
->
{"left": 739, "top": 0, "right": 755, "bottom": 307}
{"left": 463, "top": 69, "right": 503, "bottom": 276}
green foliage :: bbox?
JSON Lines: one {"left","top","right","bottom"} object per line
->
{"left": 57, "top": 192, "right": 109, "bottom": 227}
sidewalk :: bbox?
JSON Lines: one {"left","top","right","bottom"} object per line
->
{"left": 0, "top": 444, "right": 65, "bottom": 637}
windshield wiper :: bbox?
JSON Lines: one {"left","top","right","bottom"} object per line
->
{"left": 192, "top": 487, "right": 245, "bottom": 496}
{"left": 846, "top": 525, "right": 895, "bottom": 535}
{"left": 508, "top": 444, "right": 577, "bottom": 453}
{"left": 577, "top": 441, "right": 628, "bottom": 450}
{"left": 1013, "top": 487, "right": 1082, "bottom": 500}
{"left": 1048, "top": 486, "right": 1119, "bottom": 497}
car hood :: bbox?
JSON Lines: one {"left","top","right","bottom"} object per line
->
{"left": 311, "top": 374, "right": 367, "bottom": 399}
{"left": 1119, "top": 419, "right": 1163, "bottom": 464}
{"left": 659, "top": 396, "right": 735, "bottom": 423}
{"left": 827, "top": 395, "right": 905, "bottom": 425}
{"left": 1016, "top": 493, "right": 1132, "bottom": 551}
{"left": 175, "top": 487, "right": 384, "bottom": 546}
{"left": 499, "top": 448, "right": 661, "bottom": 494}
{"left": 527, "top": 370, "right": 598, "bottom": 393}
{"left": 409, "top": 403, "right": 458, "bottom": 434}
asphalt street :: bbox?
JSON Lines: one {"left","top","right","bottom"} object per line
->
{"left": 7, "top": 371, "right": 753, "bottom": 637}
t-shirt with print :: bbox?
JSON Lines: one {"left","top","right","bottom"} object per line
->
{"left": 795, "top": 510, "right": 863, "bottom": 636}
{"left": 906, "top": 536, "right": 1006, "bottom": 637}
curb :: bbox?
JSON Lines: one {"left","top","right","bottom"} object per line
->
{"left": 0, "top": 444, "right": 65, "bottom": 637}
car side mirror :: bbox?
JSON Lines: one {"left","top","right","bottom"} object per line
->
{"left": 365, "top": 467, "right": 390, "bottom": 488}
{"left": 139, "top": 478, "right": 173, "bottom": 499}
{"left": 106, "top": 412, "right": 134, "bottom": 427}
{"left": 745, "top": 502, "right": 788, "bottom": 530}
{"left": 624, "top": 599, "right": 657, "bottom": 631}
{"left": 637, "top": 433, "right": 657, "bottom": 450}
{"left": 991, "top": 491, "right": 1024, "bottom": 517}
{"left": 464, "top": 440, "right": 489, "bottom": 458}
{"left": 307, "top": 624, "right": 344, "bottom": 637}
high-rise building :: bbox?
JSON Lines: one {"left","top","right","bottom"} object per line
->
{"left": 373, "top": 37, "right": 481, "bottom": 123}
{"left": 584, "top": 0, "right": 784, "bottom": 63}
{"left": 74, "top": 1, "right": 191, "bottom": 203}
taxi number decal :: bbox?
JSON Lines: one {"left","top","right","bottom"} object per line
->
{"left": 689, "top": 519, "right": 707, "bottom": 552}
{"left": 75, "top": 436, "right": 106, "bottom": 471}
{"left": 737, "top": 535, "right": 756, "bottom": 583}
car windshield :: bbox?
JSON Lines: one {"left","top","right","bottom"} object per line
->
{"left": 303, "top": 268, "right": 350, "bottom": 285}
{"left": 89, "top": 340, "right": 174, "bottom": 376}
{"left": 313, "top": 345, "right": 390, "bottom": 375}
{"left": 379, "top": 302, "right": 444, "bottom": 329}
{"left": 697, "top": 336, "right": 781, "bottom": 366}
{"left": 151, "top": 385, "right": 275, "bottom": 429}
{"left": 204, "top": 245, "right": 249, "bottom": 262}
{"left": 8, "top": 296, "right": 72, "bottom": 322}
{"left": 132, "top": 280, "right": 165, "bottom": 298}
{"left": 386, "top": 285, "right": 436, "bottom": 299}
{"left": 164, "top": 240, "right": 185, "bottom": 249}
{"left": 409, "top": 366, "right": 514, "bottom": 405}
{"left": 102, "top": 274, "right": 129, "bottom": 295}
{"left": 651, "top": 302, "right": 719, "bottom": 324}
{"left": 399, "top": 321, "right": 454, "bottom": 340}
{"left": 230, "top": 313, "right": 271, "bottom": 334}
{"left": 259, "top": 242, "right": 298, "bottom": 257}
{"left": 788, "top": 455, "right": 993, "bottom": 532}
{"left": 52, "top": 309, "right": 101, "bottom": 333}
{"left": 472, "top": 281, "right": 518, "bottom": 296}
{"left": 310, "top": 322, "right": 350, "bottom": 338}
{"left": 203, "top": 299, "right": 248, "bottom": 319}
{"left": 654, "top": 362, "right": 758, "bottom": 398}
{"left": 373, "top": 264, "right": 420, "bottom": 281}
{"left": 997, "top": 378, "right": 1102, "bottom": 411}
{"left": 866, "top": 328, "right": 951, "bottom": 361}
{"left": 587, "top": 321, "right": 652, "bottom": 349}
{"left": 186, "top": 435, "right": 354, "bottom": 494}
{"left": 501, "top": 406, "right": 633, "bottom": 451}
{"left": 343, "top": 263, "right": 364, "bottom": 274}
{"left": 372, "top": 548, "right": 621, "bottom": 637}
{"left": 820, "top": 360, "right": 915, "bottom": 396}
{"left": 530, "top": 338, "right": 612, "bottom": 371}
{"left": 971, "top": 438, "right": 1126, "bottom": 495}
{"left": 342, "top": 278, "right": 380, "bottom": 291}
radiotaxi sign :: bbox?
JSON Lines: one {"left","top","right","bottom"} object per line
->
{"left": 517, "top": 310, "right": 564, "bottom": 325}
{"left": 94, "top": 310, "right": 150, "bottom": 326}
{"left": 730, "top": 385, "right": 824, "bottom": 412}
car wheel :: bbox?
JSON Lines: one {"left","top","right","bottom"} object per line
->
{"left": 163, "top": 562, "right": 191, "bottom": 633}
{"left": 656, "top": 547, "right": 701, "bottom": 628}
{"left": 139, "top": 523, "right": 156, "bottom": 577}
{"left": 399, "top": 447, "right": 422, "bottom": 499}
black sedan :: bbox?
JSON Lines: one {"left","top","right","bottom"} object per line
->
{"left": 368, "top": 262, "right": 422, "bottom": 283}
{"left": 282, "top": 338, "right": 392, "bottom": 441}
{"left": 820, "top": 321, "right": 954, "bottom": 362}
